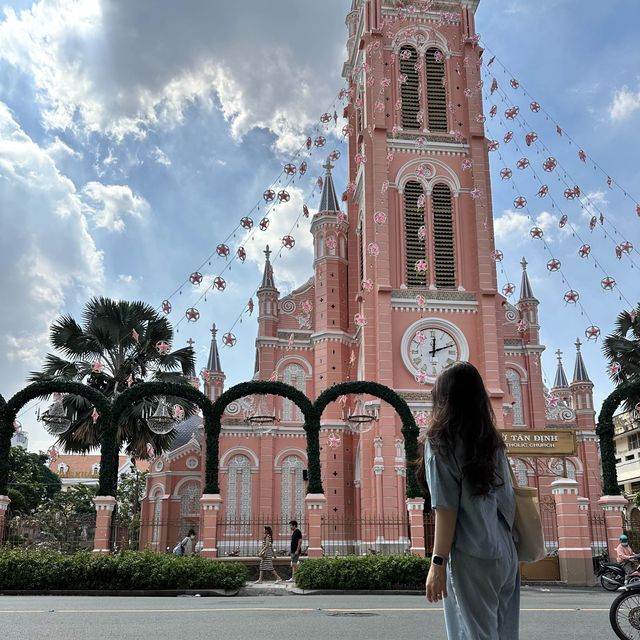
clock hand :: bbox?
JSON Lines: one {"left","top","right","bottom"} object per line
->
{"left": 430, "top": 336, "right": 436, "bottom": 358}
{"left": 432, "top": 342, "right": 455, "bottom": 355}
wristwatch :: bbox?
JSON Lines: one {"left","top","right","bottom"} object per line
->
{"left": 432, "top": 555, "right": 447, "bottom": 566}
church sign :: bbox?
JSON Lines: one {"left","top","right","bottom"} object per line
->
{"left": 502, "top": 429, "right": 576, "bottom": 457}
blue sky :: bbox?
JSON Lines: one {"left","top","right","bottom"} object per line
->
{"left": 0, "top": 0, "right": 638, "bottom": 453}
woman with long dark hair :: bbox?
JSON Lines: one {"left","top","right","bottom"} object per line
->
{"left": 255, "top": 525, "right": 283, "bottom": 584}
{"left": 416, "top": 361, "right": 519, "bottom": 639}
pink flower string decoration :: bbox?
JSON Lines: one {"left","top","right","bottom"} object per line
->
{"left": 355, "top": 153, "right": 367, "bottom": 165}
{"left": 476, "top": 79, "right": 484, "bottom": 89}
{"left": 398, "top": 73, "right": 408, "bottom": 84}
{"left": 475, "top": 114, "right": 486, "bottom": 124}
{"left": 434, "top": 50, "right": 444, "bottom": 63}
{"left": 394, "top": 99, "right": 402, "bottom": 111}
{"left": 354, "top": 313, "right": 367, "bottom": 327}
{"left": 470, "top": 187, "right": 481, "bottom": 199}
{"left": 173, "top": 405, "right": 185, "bottom": 420}
{"left": 491, "top": 249, "right": 504, "bottom": 262}
{"left": 386, "top": 151, "right": 394, "bottom": 162}
{"left": 155, "top": 340, "right": 170, "bottom": 355}
{"left": 464, "top": 88, "right": 473, "bottom": 98}
{"left": 400, "top": 49, "right": 411, "bottom": 60}
{"left": 362, "top": 279, "right": 374, "bottom": 292}
{"left": 462, "top": 158, "right": 473, "bottom": 171}
{"left": 517, "top": 319, "right": 528, "bottom": 333}
{"left": 287, "top": 333, "right": 294, "bottom": 350}
{"left": 415, "top": 260, "right": 428, "bottom": 272}
{"left": 301, "top": 300, "right": 313, "bottom": 314}
{"left": 415, "top": 412, "right": 429, "bottom": 427}
{"left": 326, "top": 236, "right": 337, "bottom": 250}
{"left": 416, "top": 294, "right": 427, "bottom": 308}
{"left": 381, "top": 180, "right": 390, "bottom": 193}
{"left": 375, "top": 100, "right": 385, "bottom": 112}
{"left": 91, "top": 408, "right": 100, "bottom": 424}
{"left": 416, "top": 110, "right": 424, "bottom": 124}
{"left": 337, "top": 211, "right": 347, "bottom": 224}
{"left": 448, "top": 101, "right": 457, "bottom": 114}
{"left": 417, "top": 136, "right": 426, "bottom": 146}
{"left": 347, "top": 181, "right": 356, "bottom": 194}
{"left": 417, "top": 193, "right": 426, "bottom": 209}
{"left": 415, "top": 331, "right": 427, "bottom": 344}
{"left": 453, "top": 130, "right": 464, "bottom": 142}
{"left": 367, "top": 242, "right": 380, "bottom": 257}
{"left": 418, "top": 225, "right": 427, "bottom": 240}
{"left": 92, "top": 360, "right": 104, "bottom": 373}
{"left": 391, "top": 125, "right": 400, "bottom": 138}
{"left": 269, "top": 372, "right": 279, "bottom": 382}
{"left": 415, "top": 371, "right": 428, "bottom": 384}
{"left": 374, "top": 211, "right": 387, "bottom": 224}
{"left": 381, "top": 77, "right": 391, "bottom": 88}
{"left": 609, "top": 362, "right": 622, "bottom": 376}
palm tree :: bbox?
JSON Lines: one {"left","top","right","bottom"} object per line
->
{"left": 29, "top": 297, "right": 197, "bottom": 457}
{"left": 603, "top": 303, "right": 640, "bottom": 410}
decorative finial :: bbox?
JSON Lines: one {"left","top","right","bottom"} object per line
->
{"left": 521, "top": 257, "right": 528, "bottom": 271}
{"left": 575, "top": 338, "right": 581, "bottom": 352}
{"left": 555, "top": 349, "right": 563, "bottom": 363}
{"left": 186, "top": 338, "right": 195, "bottom": 349}
{"left": 322, "top": 158, "right": 334, "bottom": 174}
{"left": 211, "top": 323, "right": 217, "bottom": 338}
{"left": 264, "top": 245, "right": 272, "bottom": 260}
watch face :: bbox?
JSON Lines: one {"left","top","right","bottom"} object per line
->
{"left": 408, "top": 327, "right": 459, "bottom": 378}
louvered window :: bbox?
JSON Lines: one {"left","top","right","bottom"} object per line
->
{"left": 404, "top": 181, "right": 427, "bottom": 287}
{"left": 400, "top": 46, "right": 421, "bottom": 130}
{"left": 425, "top": 48, "right": 447, "bottom": 132}
{"left": 432, "top": 183, "right": 456, "bottom": 289}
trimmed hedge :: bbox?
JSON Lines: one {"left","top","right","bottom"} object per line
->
{"left": 0, "top": 550, "right": 247, "bottom": 591}
{"left": 294, "top": 555, "right": 430, "bottom": 590}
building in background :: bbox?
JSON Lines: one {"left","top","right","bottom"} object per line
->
{"left": 614, "top": 410, "right": 640, "bottom": 495}
{"left": 49, "top": 454, "right": 148, "bottom": 492}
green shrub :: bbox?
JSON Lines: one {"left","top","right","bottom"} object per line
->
{"left": 0, "top": 550, "right": 247, "bottom": 591}
{"left": 294, "top": 555, "right": 429, "bottom": 590}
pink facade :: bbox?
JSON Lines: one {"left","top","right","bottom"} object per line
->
{"left": 138, "top": 0, "right": 603, "bottom": 556}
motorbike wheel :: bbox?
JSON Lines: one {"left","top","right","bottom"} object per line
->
{"left": 602, "top": 569, "right": 624, "bottom": 591}
{"left": 610, "top": 590, "right": 640, "bottom": 639}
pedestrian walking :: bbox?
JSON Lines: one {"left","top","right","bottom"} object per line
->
{"left": 180, "top": 528, "right": 197, "bottom": 556}
{"left": 286, "top": 520, "right": 303, "bottom": 582}
{"left": 255, "top": 526, "right": 283, "bottom": 583}
{"left": 415, "top": 361, "right": 520, "bottom": 640}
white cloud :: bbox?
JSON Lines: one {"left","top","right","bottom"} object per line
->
{"left": 494, "top": 209, "right": 560, "bottom": 243}
{"left": 0, "top": 101, "right": 104, "bottom": 369}
{"left": 45, "top": 136, "right": 82, "bottom": 161}
{"left": 80, "top": 181, "right": 149, "bottom": 231}
{"left": 150, "top": 146, "right": 171, "bottom": 166}
{"left": 580, "top": 190, "right": 608, "bottom": 221}
{"left": 609, "top": 86, "right": 640, "bottom": 121}
{"left": 0, "top": 0, "right": 342, "bottom": 151}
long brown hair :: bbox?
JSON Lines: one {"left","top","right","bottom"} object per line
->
{"left": 263, "top": 526, "right": 273, "bottom": 541}
{"left": 414, "top": 361, "right": 505, "bottom": 497}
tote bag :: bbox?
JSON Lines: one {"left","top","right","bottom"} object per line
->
{"left": 508, "top": 465, "right": 547, "bottom": 563}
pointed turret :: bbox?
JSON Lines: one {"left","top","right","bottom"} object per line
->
{"left": 202, "top": 324, "right": 225, "bottom": 401}
{"left": 519, "top": 257, "right": 535, "bottom": 301}
{"left": 319, "top": 158, "right": 341, "bottom": 213}
{"left": 260, "top": 245, "right": 276, "bottom": 290}
{"left": 553, "top": 349, "right": 569, "bottom": 389}
{"left": 572, "top": 338, "right": 590, "bottom": 383}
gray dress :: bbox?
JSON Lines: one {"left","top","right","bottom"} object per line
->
{"left": 259, "top": 535, "right": 274, "bottom": 571}
{"left": 425, "top": 441, "right": 520, "bottom": 640}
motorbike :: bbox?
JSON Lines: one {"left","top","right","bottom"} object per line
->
{"left": 610, "top": 582, "right": 640, "bottom": 639}
{"left": 598, "top": 553, "right": 640, "bottom": 591}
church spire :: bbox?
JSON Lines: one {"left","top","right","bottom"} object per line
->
{"left": 318, "top": 158, "right": 341, "bottom": 213}
{"left": 518, "top": 257, "right": 535, "bottom": 300}
{"left": 553, "top": 349, "right": 569, "bottom": 389}
{"left": 206, "top": 323, "right": 222, "bottom": 373}
{"left": 260, "top": 245, "right": 276, "bottom": 289}
{"left": 572, "top": 338, "right": 590, "bottom": 383}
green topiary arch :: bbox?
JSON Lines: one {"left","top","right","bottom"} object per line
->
{"left": 0, "top": 381, "right": 111, "bottom": 496}
{"left": 597, "top": 380, "right": 640, "bottom": 495}
{"left": 314, "top": 381, "right": 422, "bottom": 499}
{"left": 112, "top": 381, "right": 213, "bottom": 496}
{"left": 210, "top": 381, "right": 321, "bottom": 494}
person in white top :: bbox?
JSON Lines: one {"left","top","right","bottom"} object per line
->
{"left": 181, "top": 529, "right": 196, "bottom": 556}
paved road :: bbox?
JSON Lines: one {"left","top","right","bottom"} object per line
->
{"left": 0, "top": 587, "right": 619, "bottom": 639}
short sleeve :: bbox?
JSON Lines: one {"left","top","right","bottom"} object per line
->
{"left": 425, "top": 443, "right": 461, "bottom": 511}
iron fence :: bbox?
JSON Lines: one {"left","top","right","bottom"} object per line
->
{"left": 539, "top": 496, "right": 558, "bottom": 556}
{"left": 2, "top": 512, "right": 96, "bottom": 553}
{"left": 216, "top": 516, "right": 303, "bottom": 557}
{"left": 321, "top": 514, "right": 410, "bottom": 557}
{"left": 589, "top": 511, "right": 609, "bottom": 559}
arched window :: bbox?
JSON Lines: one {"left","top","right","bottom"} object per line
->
{"left": 179, "top": 482, "right": 201, "bottom": 539}
{"left": 506, "top": 368, "right": 525, "bottom": 426}
{"left": 226, "top": 454, "right": 252, "bottom": 525}
{"left": 399, "top": 46, "right": 421, "bottom": 129}
{"left": 282, "top": 364, "right": 306, "bottom": 422}
{"left": 404, "top": 180, "right": 427, "bottom": 287}
{"left": 432, "top": 183, "right": 455, "bottom": 289}
{"left": 280, "top": 455, "right": 305, "bottom": 524}
{"left": 91, "top": 463, "right": 100, "bottom": 475}
{"left": 58, "top": 462, "right": 69, "bottom": 473}
{"left": 425, "top": 48, "right": 447, "bottom": 132}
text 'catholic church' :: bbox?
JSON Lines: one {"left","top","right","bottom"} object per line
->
{"left": 139, "top": 0, "right": 602, "bottom": 556}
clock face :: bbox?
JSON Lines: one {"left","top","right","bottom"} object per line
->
{"left": 408, "top": 327, "right": 459, "bottom": 378}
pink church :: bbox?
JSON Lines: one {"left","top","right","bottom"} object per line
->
{"left": 138, "top": 0, "right": 603, "bottom": 558}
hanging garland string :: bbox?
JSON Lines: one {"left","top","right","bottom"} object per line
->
{"left": 597, "top": 380, "right": 640, "bottom": 495}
